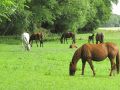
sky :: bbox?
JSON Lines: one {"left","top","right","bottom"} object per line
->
{"left": 112, "top": 0, "right": 120, "bottom": 15}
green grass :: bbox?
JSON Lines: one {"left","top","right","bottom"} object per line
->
{"left": 1, "top": 30, "right": 120, "bottom": 90}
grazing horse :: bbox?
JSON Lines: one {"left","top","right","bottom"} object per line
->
{"left": 69, "top": 44, "right": 78, "bottom": 48}
{"left": 88, "top": 33, "right": 94, "bottom": 43}
{"left": 69, "top": 42, "right": 120, "bottom": 76}
{"left": 60, "top": 32, "right": 75, "bottom": 44}
{"left": 29, "top": 32, "right": 43, "bottom": 47}
{"left": 21, "top": 32, "right": 31, "bottom": 51}
{"left": 96, "top": 32, "right": 104, "bottom": 44}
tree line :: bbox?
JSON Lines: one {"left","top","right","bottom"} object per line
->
{"left": 0, "top": 0, "right": 118, "bottom": 35}
{"left": 101, "top": 14, "right": 120, "bottom": 27}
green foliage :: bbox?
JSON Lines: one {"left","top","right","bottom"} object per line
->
{"left": 101, "top": 14, "right": 120, "bottom": 27}
{"left": 0, "top": 0, "right": 27, "bottom": 22}
{"left": 0, "top": 0, "right": 16, "bottom": 21}
{"left": 29, "top": 0, "right": 60, "bottom": 23}
{"left": 0, "top": 0, "right": 119, "bottom": 34}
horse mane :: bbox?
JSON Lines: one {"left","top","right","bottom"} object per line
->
{"left": 72, "top": 47, "right": 82, "bottom": 64}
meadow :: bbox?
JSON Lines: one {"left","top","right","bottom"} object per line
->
{"left": 0, "top": 30, "right": 120, "bottom": 90}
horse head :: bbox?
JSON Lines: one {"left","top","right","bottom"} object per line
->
{"left": 69, "top": 62, "right": 76, "bottom": 76}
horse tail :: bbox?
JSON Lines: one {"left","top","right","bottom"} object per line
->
{"left": 116, "top": 50, "right": 120, "bottom": 73}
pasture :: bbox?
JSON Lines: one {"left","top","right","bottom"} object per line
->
{"left": 0, "top": 30, "right": 120, "bottom": 90}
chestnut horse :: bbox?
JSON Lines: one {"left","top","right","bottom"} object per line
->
{"left": 60, "top": 32, "right": 75, "bottom": 44}
{"left": 29, "top": 32, "right": 43, "bottom": 47}
{"left": 69, "top": 42, "right": 120, "bottom": 76}
{"left": 96, "top": 32, "right": 104, "bottom": 44}
{"left": 88, "top": 33, "right": 94, "bottom": 43}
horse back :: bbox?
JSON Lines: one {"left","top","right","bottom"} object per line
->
{"left": 64, "top": 32, "right": 74, "bottom": 38}
{"left": 81, "top": 43, "right": 108, "bottom": 61}
{"left": 81, "top": 43, "right": 119, "bottom": 61}
{"left": 30, "top": 32, "right": 43, "bottom": 40}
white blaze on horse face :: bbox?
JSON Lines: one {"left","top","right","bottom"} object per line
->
{"left": 22, "top": 32, "right": 30, "bottom": 51}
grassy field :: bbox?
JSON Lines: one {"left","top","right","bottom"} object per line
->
{"left": 0, "top": 30, "right": 120, "bottom": 90}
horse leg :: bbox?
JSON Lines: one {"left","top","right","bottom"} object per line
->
{"left": 87, "top": 60, "right": 95, "bottom": 76}
{"left": 39, "top": 39, "right": 41, "bottom": 47}
{"left": 41, "top": 39, "right": 43, "bottom": 47}
{"left": 30, "top": 40, "right": 33, "bottom": 47}
{"left": 66, "top": 38, "right": 68, "bottom": 44}
{"left": 96, "top": 41, "right": 98, "bottom": 44}
{"left": 81, "top": 60, "right": 86, "bottom": 75}
{"left": 64, "top": 38, "right": 65, "bottom": 44}
{"left": 40, "top": 40, "right": 43, "bottom": 47}
{"left": 72, "top": 38, "right": 74, "bottom": 44}
{"left": 35, "top": 40, "right": 38, "bottom": 47}
{"left": 109, "top": 59, "right": 116, "bottom": 76}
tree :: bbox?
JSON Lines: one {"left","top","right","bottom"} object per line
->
{"left": 0, "top": 0, "right": 32, "bottom": 35}
{"left": 0, "top": 0, "right": 27, "bottom": 22}
{"left": 101, "top": 14, "right": 120, "bottom": 27}
{"left": 0, "top": 0, "right": 119, "bottom": 35}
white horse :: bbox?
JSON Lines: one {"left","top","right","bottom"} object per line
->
{"left": 21, "top": 32, "right": 31, "bottom": 51}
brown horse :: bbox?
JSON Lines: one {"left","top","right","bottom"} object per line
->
{"left": 69, "top": 44, "right": 78, "bottom": 48}
{"left": 69, "top": 42, "right": 120, "bottom": 76}
{"left": 60, "top": 32, "right": 75, "bottom": 44}
{"left": 96, "top": 32, "right": 104, "bottom": 44}
{"left": 88, "top": 33, "right": 94, "bottom": 43}
{"left": 29, "top": 32, "right": 43, "bottom": 47}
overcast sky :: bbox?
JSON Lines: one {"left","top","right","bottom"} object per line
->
{"left": 112, "top": 0, "right": 120, "bottom": 15}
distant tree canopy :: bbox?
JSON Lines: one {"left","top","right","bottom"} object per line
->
{"left": 101, "top": 14, "right": 120, "bottom": 27}
{"left": 0, "top": 0, "right": 119, "bottom": 35}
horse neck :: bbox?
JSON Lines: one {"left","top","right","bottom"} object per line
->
{"left": 72, "top": 47, "right": 81, "bottom": 65}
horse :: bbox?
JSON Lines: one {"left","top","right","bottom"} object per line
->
{"left": 69, "top": 42, "right": 120, "bottom": 76}
{"left": 21, "top": 32, "right": 31, "bottom": 51}
{"left": 29, "top": 32, "right": 43, "bottom": 47}
{"left": 96, "top": 32, "right": 104, "bottom": 44}
{"left": 69, "top": 44, "right": 78, "bottom": 48}
{"left": 88, "top": 33, "right": 94, "bottom": 43}
{"left": 60, "top": 32, "right": 75, "bottom": 44}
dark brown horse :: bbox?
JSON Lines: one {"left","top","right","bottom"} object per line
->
{"left": 29, "top": 32, "right": 43, "bottom": 47}
{"left": 88, "top": 33, "right": 94, "bottom": 43}
{"left": 69, "top": 42, "right": 120, "bottom": 76}
{"left": 60, "top": 32, "right": 75, "bottom": 44}
{"left": 96, "top": 32, "right": 104, "bottom": 44}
